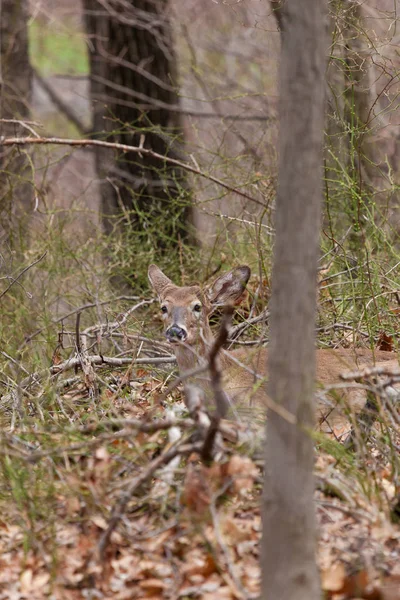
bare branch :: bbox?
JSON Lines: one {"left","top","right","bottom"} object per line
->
{"left": 0, "top": 118, "right": 42, "bottom": 137}
{"left": 50, "top": 354, "right": 175, "bottom": 375}
{"left": 20, "top": 295, "right": 143, "bottom": 349}
{"left": 98, "top": 439, "right": 202, "bottom": 558}
{"left": 0, "top": 252, "right": 47, "bottom": 299}
{"left": 0, "top": 136, "right": 264, "bottom": 207}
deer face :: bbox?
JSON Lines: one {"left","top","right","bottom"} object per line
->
{"left": 148, "top": 264, "right": 251, "bottom": 347}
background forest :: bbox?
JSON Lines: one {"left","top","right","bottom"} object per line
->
{"left": 0, "top": 0, "right": 400, "bottom": 598}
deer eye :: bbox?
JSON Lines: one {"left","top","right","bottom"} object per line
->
{"left": 161, "top": 305, "right": 168, "bottom": 314}
{"left": 193, "top": 303, "right": 202, "bottom": 313}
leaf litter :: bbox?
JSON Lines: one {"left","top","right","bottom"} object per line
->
{"left": 0, "top": 372, "right": 399, "bottom": 600}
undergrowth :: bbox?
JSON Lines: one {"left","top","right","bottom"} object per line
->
{"left": 1, "top": 1, "right": 400, "bottom": 591}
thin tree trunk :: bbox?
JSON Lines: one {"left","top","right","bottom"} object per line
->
{"left": 262, "top": 2, "right": 328, "bottom": 599}
{"left": 325, "top": 1, "right": 394, "bottom": 244}
{"left": 0, "top": 0, "right": 33, "bottom": 244}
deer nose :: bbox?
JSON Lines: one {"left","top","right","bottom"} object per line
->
{"left": 165, "top": 325, "right": 187, "bottom": 343}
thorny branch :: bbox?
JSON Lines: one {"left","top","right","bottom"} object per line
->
{"left": 0, "top": 251, "right": 47, "bottom": 299}
{"left": 0, "top": 136, "right": 264, "bottom": 207}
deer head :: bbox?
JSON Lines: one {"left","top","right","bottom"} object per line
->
{"left": 148, "top": 264, "right": 251, "bottom": 348}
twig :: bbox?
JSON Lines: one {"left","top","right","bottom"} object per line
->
{"left": 228, "top": 309, "right": 269, "bottom": 339}
{"left": 316, "top": 500, "right": 372, "bottom": 522}
{"left": 98, "top": 440, "right": 202, "bottom": 558}
{"left": 206, "top": 211, "right": 274, "bottom": 233}
{"left": 20, "top": 295, "right": 142, "bottom": 348}
{"left": 0, "top": 352, "right": 30, "bottom": 376}
{"left": 75, "top": 312, "right": 82, "bottom": 376}
{"left": 18, "top": 418, "right": 196, "bottom": 462}
{"left": 0, "top": 252, "right": 47, "bottom": 299}
{"left": 75, "top": 312, "right": 82, "bottom": 354}
{"left": 2, "top": 416, "right": 195, "bottom": 442}
{"left": 80, "top": 299, "right": 155, "bottom": 342}
{"left": 0, "top": 137, "right": 264, "bottom": 207}
{"left": 0, "top": 118, "right": 42, "bottom": 137}
{"left": 75, "top": 416, "right": 195, "bottom": 435}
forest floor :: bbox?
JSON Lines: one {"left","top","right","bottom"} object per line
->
{"left": 0, "top": 306, "right": 399, "bottom": 600}
{"left": 2, "top": 4, "right": 398, "bottom": 596}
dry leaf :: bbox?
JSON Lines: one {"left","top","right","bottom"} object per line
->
{"left": 202, "top": 585, "right": 234, "bottom": 600}
{"left": 221, "top": 516, "right": 254, "bottom": 545}
{"left": 340, "top": 569, "right": 370, "bottom": 597}
{"left": 321, "top": 562, "right": 346, "bottom": 592}
{"left": 377, "top": 332, "right": 393, "bottom": 352}
{"left": 182, "top": 463, "right": 212, "bottom": 514}
{"left": 31, "top": 572, "right": 50, "bottom": 591}
{"left": 91, "top": 515, "right": 108, "bottom": 530}
{"left": 51, "top": 345, "right": 63, "bottom": 366}
{"left": 225, "top": 455, "right": 258, "bottom": 495}
{"left": 20, "top": 569, "right": 33, "bottom": 593}
{"left": 139, "top": 578, "right": 168, "bottom": 593}
{"left": 95, "top": 446, "right": 110, "bottom": 461}
{"left": 380, "top": 575, "right": 400, "bottom": 600}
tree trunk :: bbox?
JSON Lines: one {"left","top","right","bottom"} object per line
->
{"left": 262, "top": 1, "right": 327, "bottom": 599}
{"left": 0, "top": 0, "right": 33, "bottom": 244}
{"left": 325, "top": 0, "right": 393, "bottom": 246}
{"left": 83, "top": 0, "right": 190, "bottom": 254}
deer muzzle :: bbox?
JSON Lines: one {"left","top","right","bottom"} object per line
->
{"left": 165, "top": 324, "right": 187, "bottom": 343}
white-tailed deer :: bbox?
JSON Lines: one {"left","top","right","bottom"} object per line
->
{"left": 148, "top": 264, "right": 398, "bottom": 433}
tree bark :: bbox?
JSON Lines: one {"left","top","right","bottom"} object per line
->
{"left": 325, "top": 0, "right": 395, "bottom": 244}
{"left": 83, "top": 0, "right": 190, "bottom": 251}
{"left": 0, "top": 0, "right": 33, "bottom": 244}
{"left": 262, "top": 1, "right": 327, "bottom": 599}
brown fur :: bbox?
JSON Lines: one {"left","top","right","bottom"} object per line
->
{"left": 148, "top": 264, "right": 398, "bottom": 432}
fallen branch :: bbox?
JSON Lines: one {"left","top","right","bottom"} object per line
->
{"left": 0, "top": 354, "right": 176, "bottom": 411}
{"left": 340, "top": 365, "right": 400, "bottom": 380}
{"left": 8, "top": 417, "right": 195, "bottom": 462}
{"left": 98, "top": 439, "right": 203, "bottom": 558}
{"left": 50, "top": 354, "right": 176, "bottom": 375}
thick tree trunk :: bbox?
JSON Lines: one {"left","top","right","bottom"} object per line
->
{"left": 262, "top": 1, "right": 327, "bottom": 599}
{"left": 83, "top": 0, "right": 190, "bottom": 252}
{"left": 0, "top": 0, "right": 33, "bottom": 244}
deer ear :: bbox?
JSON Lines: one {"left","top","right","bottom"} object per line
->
{"left": 148, "top": 264, "right": 173, "bottom": 296}
{"left": 207, "top": 266, "right": 251, "bottom": 306}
